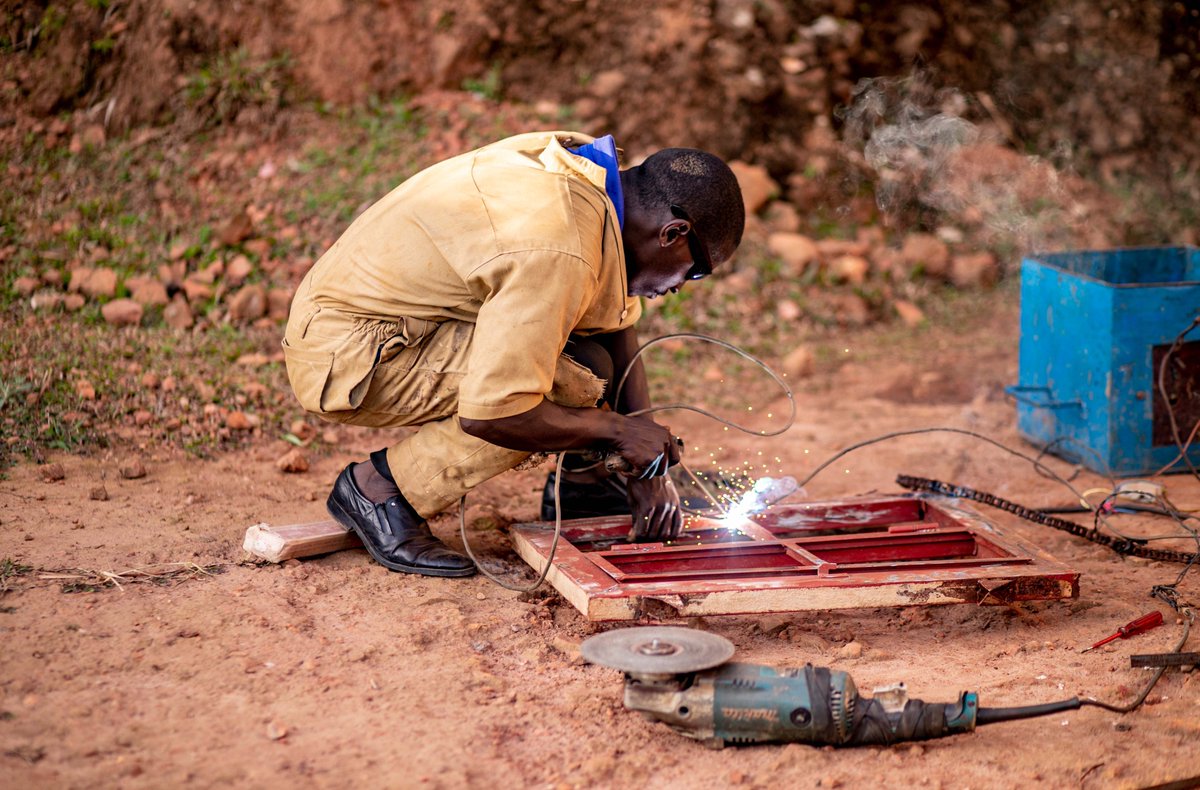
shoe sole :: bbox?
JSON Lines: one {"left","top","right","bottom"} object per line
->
{"left": 326, "top": 496, "right": 476, "bottom": 578}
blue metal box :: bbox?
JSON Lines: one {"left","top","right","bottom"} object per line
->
{"left": 1009, "top": 246, "right": 1200, "bottom": 476}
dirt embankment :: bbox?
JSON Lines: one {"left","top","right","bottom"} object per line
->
{"left": 3, "top": 0, "right": 1198, "bottom": 227}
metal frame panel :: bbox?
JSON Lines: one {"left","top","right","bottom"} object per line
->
{"left": 510, "top": 495, "right": 1079, "bottom": 621}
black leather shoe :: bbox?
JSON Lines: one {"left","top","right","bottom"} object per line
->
{"left": 540, "top": 471, "right": 629, "bottom": 521}
{"left": 326, "top": 464, "right": 475, "bottom": 577}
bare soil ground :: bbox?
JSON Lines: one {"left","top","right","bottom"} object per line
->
{"left": 2, "top": 294, "right": 1198, "bottom": 790}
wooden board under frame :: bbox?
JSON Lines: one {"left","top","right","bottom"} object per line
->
{"left": 510, "top": 494, "right": 1080, "bottom": 621}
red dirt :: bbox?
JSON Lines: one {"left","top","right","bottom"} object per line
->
{"left": 3, "top": 297, "right": 1199, "bottom": 788}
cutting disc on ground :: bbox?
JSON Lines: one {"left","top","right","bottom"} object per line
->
{"left": 581, "top": 626, "right": 735, "bottom": 674}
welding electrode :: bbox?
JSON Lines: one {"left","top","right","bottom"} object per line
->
{"left": 1081, "top": 611, "right": 1164, "bottom": 653}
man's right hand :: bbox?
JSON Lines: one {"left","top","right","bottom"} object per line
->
{"left": 610, "top": 413, "right": 681, "bottom": 476}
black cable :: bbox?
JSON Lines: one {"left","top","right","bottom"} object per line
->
{"left": 975, "top": 698, "right": 1082, "bottom": 725}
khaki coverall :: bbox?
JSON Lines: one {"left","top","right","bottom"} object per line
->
{"left": 283, "top": 132, "right": 641, "bottom": 515}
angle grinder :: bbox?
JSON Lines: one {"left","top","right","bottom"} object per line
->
{"left": 581, "top": 627, "right": 1095, "bottom": 748}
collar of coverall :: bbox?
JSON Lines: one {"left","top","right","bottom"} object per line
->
{"left": 567, "top": 134, "right": 625, "bottom": 230}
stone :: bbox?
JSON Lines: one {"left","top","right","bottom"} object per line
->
{"left": 120, "top": 458, "right": 147, "bottom": 480}
{"left": 266, "top": 288, "right": 293, "bottom": 320}
{"left": 756, "top": 615, "right": 792, "bottom": 636}
{"left": 782, "top": 346, "right": 815, "bottom": 379}
{"left": 218, "top": 210, "right": 254, "bottom": 247}
{"left": 163, "top": 297, "right": 194, "bottom": 330}
{"left": 41, "top": 269, "right": 63, "bottom": 286}
{"left": 950, "top": 251, "right": 999, "bottom": 288}
{"left": 80, "top": 268, "right": 118, "bottom": 298}
{"left": 227, "top": 284, "right": 267, "bottom": 324}
{"left": 74, "top": 380, "right": 96, "bottom": 400}
{"left": 829, "top": 254, "right": 870, "bottom": 285}
{"left": 776, "top": 299, "right": 801, "bottom": 322}
{"left": 30, "top": 292, "right": 62, "bottom": 311}
{"left": 63, "top": 294, "right": 86, "bottom": 311}
{"left": 180, "top": 279, "right": 212, "bottom": 302}
{"left": 67, "top": 266, "right": 93, "bottom": 293}
{"left": 816, "top": 238, "right": 869, "bottom": 258}
{"left": 893, "top": 299, "right": 926, "bottom": 327}
{"left": 225, "top": 254, "right": 253, "bottom": 286}
{"left": 588, "top": 69, "right": 626, "bottom": 99}
{"left": 89, "top": 485, "right": 109, "bottom": 501}
{"left": 130, "top": 279, "right": 169, "bottom": 307}
{"left": 133, "top": 409, "right": 153, "bottom": 426}
{"left": 767, "top": 232, "right": 820, "bottom": 274}
{"left": 290, "top": 420, "right": 317, "bottom": 442}
{"left": 276, "top": 448, "right": 310, "bottom": 473}
{"left": 728, "top": 161, "right": 778, "bottom": 215}
{"left": 244, "top": 238, "right": 272, "bottom": 258}
{"left": 225, "top": 411, "right": 253, "bottom": 431}
{"left": 13, "top": 276, "right": 39, "bottom": 296}
{"left": 833, "top": 292, "right": 871, "bottom": 325}
{"left": 836, "top": 640, "right": 863, "bottom": 659}
{"left": 763, "top": 201, "right": 801, "bottom": 233}
{"left": 101, "top": 299, "right": 143, "bottom": 327}
{"left": 39, "top": 463, "right": 66, "bottom": 482}
{"left": 899, "top": 234, "right": 950, "bottom": 278}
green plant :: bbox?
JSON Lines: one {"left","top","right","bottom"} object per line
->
{"left": 186, "top": 49, "right": 292, "bottom": 127}
{"left": 0, "top": 557, "right": 33, "bottom": 594}
{"left": 463, "top": 63, "right": 503, "bottom": 101}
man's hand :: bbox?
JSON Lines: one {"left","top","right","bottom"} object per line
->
{"left": 611, "top": 414, "right": 681, "bottom": 476}
{"left": 627, "top": 475, "right": 682, "bottom": 542}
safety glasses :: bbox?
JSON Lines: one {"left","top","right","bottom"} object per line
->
{"left": 669, "top": 204, "right": 712, "bottom": 281}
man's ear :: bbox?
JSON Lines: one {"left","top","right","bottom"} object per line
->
{"left": 659, "top": 218, "right": 691, "bottom": 247}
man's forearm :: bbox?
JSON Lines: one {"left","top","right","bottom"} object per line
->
{"left": 459, "top": 399, "right": 621, "bottom": 453}
{"left": 597, "top": 326, "right": 651, "bottom": 414}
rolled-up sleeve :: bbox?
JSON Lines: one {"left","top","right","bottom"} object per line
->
{"left": 456, "top": 250, "right": 598, "bottom": 420}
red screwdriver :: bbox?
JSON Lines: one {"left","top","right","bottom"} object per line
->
{"left": 1081, "top": 611, "right": 1164, "bottom": 653}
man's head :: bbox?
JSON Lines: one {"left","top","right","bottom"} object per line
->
{"left": 620, "top": 148, "right": 745, "bottom": 299}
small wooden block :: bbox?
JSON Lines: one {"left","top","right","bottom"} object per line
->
{"left": 242, "top": 520, "right": 361, "bottom": 563}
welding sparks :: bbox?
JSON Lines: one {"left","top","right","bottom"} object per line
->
{"left": 719, "top": 475, "right": 801, "bottom": 524}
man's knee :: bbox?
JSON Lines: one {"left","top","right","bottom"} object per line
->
{"left": 564, "top": 337, "right": 614, "bottom": 386}
{"left": 549, "top": 337, "right": 611, "bottom": 409}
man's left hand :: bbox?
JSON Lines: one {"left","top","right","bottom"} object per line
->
{"left": 627, "top": 475, "right": 682, "bottom": 542}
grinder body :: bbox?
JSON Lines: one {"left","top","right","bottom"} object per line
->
{"left": 625, "top": 662, "right": 979, "bottom": 748}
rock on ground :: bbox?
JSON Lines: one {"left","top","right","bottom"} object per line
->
{"left": 728, "top": 161, "right": 778, "bottom": 215}
{"left": 101, "top": 299, "right": 144, "bottom": 327}
{"left": 276, "top": 448, "right": 310, "bottom": 473}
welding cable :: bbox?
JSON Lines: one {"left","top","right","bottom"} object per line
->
{"left": 1152, "top": 413, "right": 1200, "bottom": 477}
{"left": 457, "top": 452, "right": 567, "bottom": 593}
{"left": 794, "top": 425, "right": 1171, "bottom": 546}
{"left": 795, "top": 427, "right": 1094, "bottom": 509}
{"left": 614, "top": 332, "right": 797, "bottom": 513}
{"left": 1030, "top": 435, "right": 1115, "bottom": 486}
{"left": 1157, "top": 314, "right": 1200, "bottom": 481}
{"left": 612, "top": 332, "right": 797, "bottom": 437}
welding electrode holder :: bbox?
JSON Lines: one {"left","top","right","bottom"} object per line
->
{"left": 602, "top": 435, "right": 685, "bottom": 479}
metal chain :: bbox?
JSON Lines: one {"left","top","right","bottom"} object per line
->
{"left": 896, "top": 475, "right": 1200, "bottom": 565}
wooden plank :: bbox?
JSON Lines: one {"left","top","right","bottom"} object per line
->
{"left": 242, "top": 520, "right": 361, "bottom": 563}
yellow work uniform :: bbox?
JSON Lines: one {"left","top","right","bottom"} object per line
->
{"left": 283, "top": 131, "right": 641, "bottom": 515}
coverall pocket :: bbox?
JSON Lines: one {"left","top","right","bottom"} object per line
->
{"left": 282, "top": 339, "right": 380, "bottom": 414}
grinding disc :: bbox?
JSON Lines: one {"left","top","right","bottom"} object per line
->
{"left": 581, "top": 627, "right": 735, "bottom": 674}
